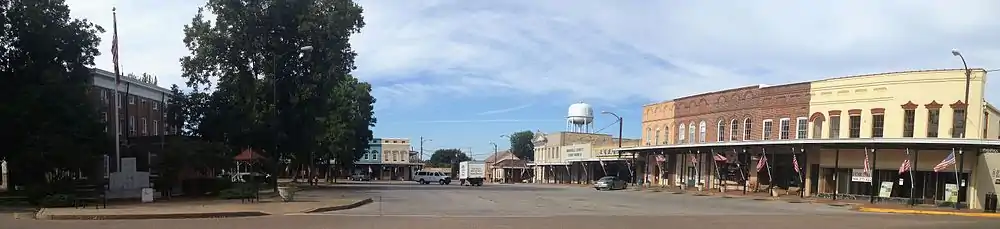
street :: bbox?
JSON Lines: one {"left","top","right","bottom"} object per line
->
{"left": 3, "top": 182, "right": 999, "bottom": 229}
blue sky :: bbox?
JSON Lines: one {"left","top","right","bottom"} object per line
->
{"left": 67, "top": 0, "right": 1000, "bottom": 160}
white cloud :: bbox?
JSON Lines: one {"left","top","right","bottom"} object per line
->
{"left": 477, "top": 104, "right": 533, "bottom": 115}
{"left": 64, "top": 0, "right": 1000, "bottom": 110}
{"left": 354, "top": 0, "right": 1000, "bottom": 108}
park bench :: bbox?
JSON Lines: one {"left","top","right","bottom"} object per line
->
{"left": 73, "top": 180, "right": 106, "bottom": 209}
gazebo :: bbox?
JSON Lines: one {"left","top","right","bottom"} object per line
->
{"left": 232, "top": 148, "right": 266, "bottom": 203}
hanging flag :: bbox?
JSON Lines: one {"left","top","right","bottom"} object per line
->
{"left": 713, "top": 153, "right": 727, "bottom": 161}
{"left": 655, "top": 155, "right": 666, "bottom": 162}
{"left": 898, "top": 159, "right": 911, "bottom": 175}
{"left": 933, "top": 150, "right": 957, "bottom": 172}
{"left": 111, "top": 8, "right": 121, "bottom": 84}
{"left": 690, "top": 155, "right": 698, "bottom": 164}
{"left": 792, "top": 153, "right": 801, "bottom": 174}
{"left": 863, "top": 148, "right": 870, "bottom": 173}
{"left": 756, "top": 153, "right": 767, "bottom": 172}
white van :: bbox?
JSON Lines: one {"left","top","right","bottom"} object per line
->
{"left": 413, "top": 171, "right": 451, "bottom": 185}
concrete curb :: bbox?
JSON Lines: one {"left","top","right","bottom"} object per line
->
{"left": 856, "top": 207, "right": 1000, "bottom": 218}
{"left": 35, "top": 208, "right": 270, "bottom": 220}
{"left": 302, "top": 198, "right": 373, "bottom": 213}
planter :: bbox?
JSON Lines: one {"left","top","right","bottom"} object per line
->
{"left": 278, "top": 186, "right": 298, "bottom": 202}
{"left": 719, "top": 186, "right": 727, "bottom": 193}
{"left": 770, "top": 188, "right": 779, "bottom": 197}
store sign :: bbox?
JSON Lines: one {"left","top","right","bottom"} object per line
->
{"left": 562, "top": 144, "right": 591, "bottom": 160}
{"left": 851, "top": 169, "right": 872, "bottom": 182}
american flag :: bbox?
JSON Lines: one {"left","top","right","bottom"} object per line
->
{"left": 655, "top": 155, "right": 666, "bottom": 162}
{"left": 863, "top": 148, "right": 870, "bottom": 173}
{"left": 690, "top": 155, "right": 698, "bottom": 163}
{"left": 756, "top": 154, "right": 767, "bottom": 172}
{"left": 898, "top": 159, "right": 911, "bottom": 175}
{"left": 934, "top": 151, "right": 957, "bottom": 172}
{"left": 111, "top": 8, "right": 121, "bottom": 84}
{"left": 792, "top": 154, "right": 801, "bottom": 174}
{"left": 713, "top": 153, "right": 727, "bottom": 161}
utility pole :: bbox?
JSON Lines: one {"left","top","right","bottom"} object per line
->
{"left": 419, "top": 137, "right": 432, "bottom": 163}
{"left": 490, "top": 142, "right": 498, "bottom": 183}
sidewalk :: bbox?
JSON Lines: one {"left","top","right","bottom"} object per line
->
{"left": 856, "top": 205, "right": 1000, "bottom": 218}
{"left": 35, "top": 189, "right": 372, "bottom": 220}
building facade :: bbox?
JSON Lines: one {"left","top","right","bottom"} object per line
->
{"left": 353, "top": 137, "right": 420, "bottom": 180}
{"left": 88, "top": 69, "right": 173, "bottom": 175}
{"left": 628, "top": 69, "right": 1000, "bottom": 209}
{"left": 530, "top": 131, "right": 640, "bottom": 184}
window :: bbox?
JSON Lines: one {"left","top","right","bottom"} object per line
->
{"left": 811, "top": 119, "right": 823, "bottom": 139}
{"left": 717, "top": 120, "right": 726, "bottom": 142}
{"left": 730, "top": 119, "right": 739, "bottom": 141}
{"left": 952, "top": 109, "right": 966, "bottom": 138}
{"left": 849, "top": 115, "right": 861, "bottom": 138}
{"left": 646, "top": 127, "right": 652, "bottom": 145}
{"left": 100, "top": 90, "right": 108, "bottom": 102}
{"left": 653, "top": 128, "right": 660, "bottom": 145}
{"left": 743, "top": 118, "right": 753, "bottom": 140}
{"left": 903, "top": 110, "right": 916, "bottom": 137}
{"left": 688, "top": 123, "right": 696, "bottom": 144}
{"left": 779, "top": 118, "right": 790, "bottom": 140}
{"left": 129, "top": 116, "right": 136, "bottom": 135}
{"left": 984, "top": 112, "right": 989, "bottom": 139}
{"left": 663, "top": 125, "right": 670, "bottom": 144}
{"left": 141, "top": 118, "right": 147, "bottom": 135}
{"left": 364, "top": 152, "right": 369, "bottom": 160}
{"left": 871, "top": 114, "right": 884, "bottom": 138}
{"left": 698, "top": 121, "right": 707, "bottom": 143}
{"left": 762, "top": 119, "right": 774, "bottom": 140}
{"left": 129, "top": 95, "right": 135, "bottom": 104}
{"left": 829, "top": 116, "right": 841, "bottom": 138}
{"left": 679, "top": 125, "right": 686, "bottom": 143}
{"left": 101, "top": 112, "right": 108, "bottom": 132}
{"left": 796, "top": 117, "right": 808, "bottom": 139}
{"left": 153, "top": 120, "right": 158, "bottom": 135}
{"left": 153, "top": 103, "right": 158, "bottom": 111}
{"left": 927, "top": 109, "right": 940, "bottom": 137}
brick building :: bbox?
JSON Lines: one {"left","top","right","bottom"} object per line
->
{"left": 629, "top": 69, "right": 1000, "bottom": 210}
{"left": 90, "top": 68, "right": 174, "bottom": 172}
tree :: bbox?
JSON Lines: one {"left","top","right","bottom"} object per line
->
{"left": 428, "top": 149, "right": 470, "bottom": 167}
{"left": 0, "top": 0, "right": 110, "bottom": 194}
{"left": 179, "top": 0, "right": 369, "bottom": 187}
{"left": 508, "top": 131, "right": 535, "bottom": 161}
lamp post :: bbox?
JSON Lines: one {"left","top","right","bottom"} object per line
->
{"left": 951, "top": 49, "right": 973, "bottom": 210}
{"left": 272, "top": 45, "right": 313, "bottom": 191}
{"left": 602, "top": 111, "right": 630, "bottom": 183}
{"left": 489, "top": 141, "right": 498, "bottom": 183}
{"left": 419, "top": 137, "right": 432, "bottom": 163}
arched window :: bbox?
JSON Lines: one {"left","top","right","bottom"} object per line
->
{"left": 663, "top": 125, "right": 671, "bottom": 144}
{"left": 646, "top": 127, "right": 652, "bottom": 145}
{"left": 717, "top": 120, "right": 726, "bottom": 142}
{"left": 730, "top": 119, "right": 739, "bottom": 141}
{"left": 654, "top": 128, "right": 660, "bottom": 145}
{"left": 688, "top": 123, "right": 696, "bottom": 144}
{"left": 678, "top": 125, "right": 686, "bottom": 143}
{"left": 743, "top": 118, "right": 753, "bottom": 140}
{"left": 699, "top": 121, "right": 707, "bottom": 143}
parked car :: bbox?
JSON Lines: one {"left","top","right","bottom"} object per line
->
{"left": 348, "top": 173, "right": 371, "bottom": 181}
{"left": 413, "top": 171, "right": 451, "bottom": 185}
{"left": 594, "top": 176, "right": 627, "bottom": 191}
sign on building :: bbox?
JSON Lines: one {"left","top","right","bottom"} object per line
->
{"left": 851, "top": 169, "right": 871, "bottom": 182}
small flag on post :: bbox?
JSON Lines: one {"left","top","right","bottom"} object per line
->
{"left": 863, "top": 148, "right": 871, "bottom": 173}
{"left": 792, "top": 153, "right": 801, "bottom": 174}
{"left": 934, "top": 151, "right": 957, "bottom": 172}
{"left": 690, "top": 155, "right": 698, "bottom": 164}
{"left": 655, "top": 155, "right": 666, "bottom": 162}
{"left": 713, "top": 153, "right": 727, "bottom": 162}
{"left": 756, "top": 154, "right": 767, "bottom": 172}
{"left": 899, "top": 159, "right": 911, "bottom": 175}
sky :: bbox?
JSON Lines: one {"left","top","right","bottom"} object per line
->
{"left": 65, "top": 0, "right": 1000, "bottom": 160}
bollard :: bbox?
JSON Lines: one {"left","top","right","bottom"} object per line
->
{"left": 985, "top": 192, "right": 998, "bottom": 213}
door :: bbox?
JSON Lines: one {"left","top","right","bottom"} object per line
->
{"left": 809, "top": 164, "right": 819, "bottom": 196}
{"left": 687, "top": 166, "right": 697, "bottom": 186}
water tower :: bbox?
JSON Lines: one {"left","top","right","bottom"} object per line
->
{"left": 566, "top": 102, "right": 594, "bottom": 133}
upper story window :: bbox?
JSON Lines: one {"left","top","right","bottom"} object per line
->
{"left": 129, "top": 95, "right": 135, "bottom": 104}
{"left": 698, "top": 121, "right": 707, "bottom": 143}
{"left": 730, "top": 119, "right": 739, "bottom": 141}
{"left": 796, "top": 117, "right": 808, "bottom": 139}
{"left": 849, "top": 115, "right": 861, "bottom": 138}
{"left": 778, "top": 118, "right": 790, "bottom": 140}
{"left": 653, "top": 128, "right": 660, "bottom": 145}
{"left": 903, "top": 109, "right": 916, "bottom": 138}
{"left": 153, "top": 103, "right": 158, "bottom": 111}
{"left": 829, "top": 115, "right": 841, "bottom": 139}
{"left": 743, "top": 118, "right": 753, "bottom": 140}
{"left": 762, "top": 119, "right": 774, "bottom": 140}
{"left": 645, "top": 127, "right": 652, "bottom": 145}
{"left": 678, "top": 125, "right": 686, "bottom": 143}
{"left": 951, "top": 101, "right": 968, "bottom": 138}
{"left": 871, "top": 109, "right": 885, "bottom": 138}
{"left": 688, "top": 123, "right": 696, "bottom": 144}
{"left": 663, "top": 125, "right": 670, "bottom": 145}
{"left": 716, "top": 120, "right": 726, "bottom": 142}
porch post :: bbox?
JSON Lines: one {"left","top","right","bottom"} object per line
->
{"left": 912, "top": 149, "right": 919, "bottom": 206}
{"left": 870, "top": 148, "right": 877, "bottom": 204}
{"left": 799, "top": 146, "right": 806, "bottom": 198}
{"left": 957, "top": 148, "right": 965, "bottom": 210}
{"left": 680, "top": 150, "right": 687, "bottom": 189}
{"left": 834, "top": 148, "right": 840, "bottom": 201}
{"left": 742, "top": 148, "right": 748, "bottom": 195}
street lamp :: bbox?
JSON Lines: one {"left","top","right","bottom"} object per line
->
{"left": 272, "top": 45, "right": 313, "bottom": 189}
{"left": 951, "top": 49, "right": 973, "bottom": 210}
{"left": 601, "top": 111, "right": 630, "bottom": 183}
{"left": 420, "top": 137, "right": 432, "bottom": 162}
{"left": 489, "top": 141, "right": 498, "bottom": 183}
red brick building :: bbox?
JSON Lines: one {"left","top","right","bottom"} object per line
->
{"left": 89, "top": 69, "right": 175, "bottom": 172}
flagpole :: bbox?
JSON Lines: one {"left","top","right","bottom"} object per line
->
{"left": 763, "top": 148, "right": 773, "bottom": 189}
{"left": 954, "top": 148, "right": 961, "bottom": 209}
{"left": 710, "top": 149, "right": 722, "bottom": 191}
{"left": 907, "top": 148, "right": 916, "bottom": 206}
{"left": 111, "top": 8, "right": 122, "bottom": 173}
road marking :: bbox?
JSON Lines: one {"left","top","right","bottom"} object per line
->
{"left": 284, "top": 213, "right": 553, "bottom": 218}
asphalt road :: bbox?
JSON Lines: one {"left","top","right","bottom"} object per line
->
{"left": 3, "top": 181, "right": 999, "bottom": 229}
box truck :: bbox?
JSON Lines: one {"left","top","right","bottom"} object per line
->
{"left": 458, "top": 161, "right": 485, "bottom": 186}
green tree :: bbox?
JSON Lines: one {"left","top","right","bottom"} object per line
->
{"left": 0, "top": 0, "right": 110, "bottom": 194}
{"left": 508, "top": 131, "right": 535, "bottom": 161}
{"left": 428, "top": 149, "right": 470, "bottom": 167}
{"left": 179, "top": 0, "right": 369, "bottom": 187}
